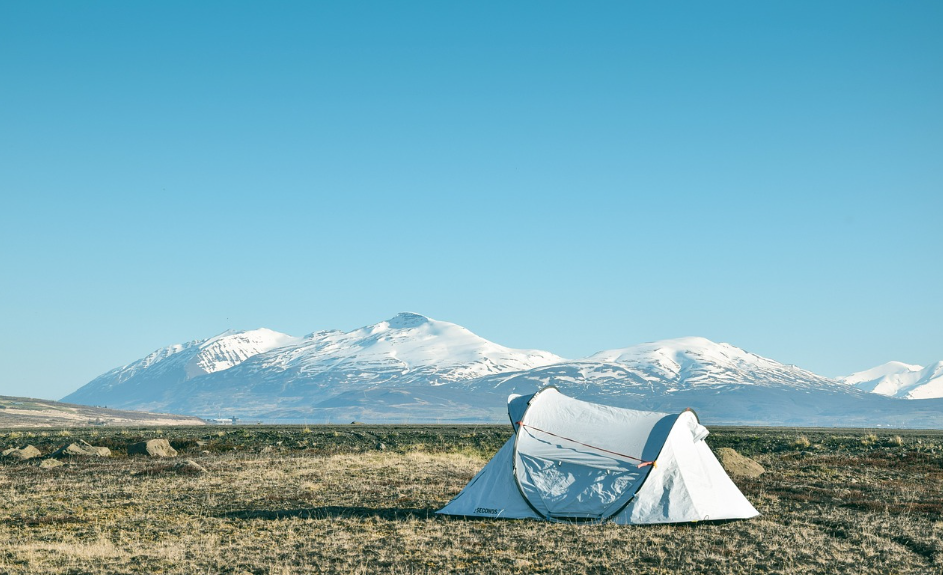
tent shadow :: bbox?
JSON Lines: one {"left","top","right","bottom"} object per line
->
{"left": 219, "top": 507, "right": 751, "bottom": 526}
{"left": 219, "top": 506, "right": 439, "bottom": 521}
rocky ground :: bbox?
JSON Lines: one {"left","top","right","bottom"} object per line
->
{"left": 0, "top": 425, "right": 941, "bottom": 574}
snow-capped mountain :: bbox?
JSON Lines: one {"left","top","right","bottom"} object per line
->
{"left": 63, "top": 313, "right": 943, "bottom": 427}
{"left": 842, "top": 361, "right": 943, "bottom": 399}
{"left": 586, "top": 337, "right": 839, "bottom": 391}
{"left": 455, "top": 336, "right": 846, "bottom": 401}
{"left": 63, "top": 313, "right": 563, "bottom": 414}
{"left": 64, "top": 328, "right": 298, "bottom": 408}
{"left": 222, "top": 311, "right": 563, "bottom": 388}
{"left": 444, "top": 337, "right": 925, "bottom": 427}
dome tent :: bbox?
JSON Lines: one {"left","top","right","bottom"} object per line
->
{"left": 437, "top": 387, "right": 759, "bottom": 524}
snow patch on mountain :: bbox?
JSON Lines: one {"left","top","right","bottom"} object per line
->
{"left": 183, "top": 329, "right": 298, "bottom": 378}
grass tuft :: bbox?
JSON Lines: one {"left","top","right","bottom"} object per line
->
{"left": 791, "top": 435, "right": 811, "bottom": 449}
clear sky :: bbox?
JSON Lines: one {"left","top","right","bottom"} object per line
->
{"left": 1, "top": 1, "right": 941, "bottom": 400}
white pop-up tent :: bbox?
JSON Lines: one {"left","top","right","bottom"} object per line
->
{"left": 437, "top": 387, "right": 759, "bottom": 524}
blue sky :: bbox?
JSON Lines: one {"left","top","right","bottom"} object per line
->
{"left": 1, "top": 1, "right": 941, "bottom": 400}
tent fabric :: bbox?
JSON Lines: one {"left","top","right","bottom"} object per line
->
{"left": 437, "top": 387, "right": 759, "bottom": 524}
{"left": 507, "top": 393, "right": 530, "bottom": 433}
{"left": 613, "top": 410, "right": 759, "bottom": 524}
{"left": 434, "top": 437, "right": 540, "bottom": 519}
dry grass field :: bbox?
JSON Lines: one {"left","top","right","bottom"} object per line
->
{"left": 1, "top": 425, "right": 941, "bottom": 574}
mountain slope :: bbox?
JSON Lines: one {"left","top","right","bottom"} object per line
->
{"left": 63, "top": 328, "right": 297, "bottom": 409}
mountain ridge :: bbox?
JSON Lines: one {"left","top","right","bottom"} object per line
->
{"left": 62, "top": 313, "right": 943, "bottom": 427}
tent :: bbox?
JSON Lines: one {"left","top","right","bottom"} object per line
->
{"left": 437, "top": 387, "right": 759, "bottom": 524}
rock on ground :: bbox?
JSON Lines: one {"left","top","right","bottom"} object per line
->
{"left": 128, "top": 438, "right": 177, "bottom": 457}
{"left": 51, "top": 440, "right": 111, "bottom": 458}
{"left": 2, "top": 445, "right": 41, "bottom": 460}
{"left": 172, "top": 459, "right": 206, "bottom": 474}
{"left": 132, "top": 458, "right": 206, "bottom": 477}
{"left": 39, "top": 458, "right": 65, "bottom": 469}
{"left": 715, "top": 447, "right": 765, "bottom": 478}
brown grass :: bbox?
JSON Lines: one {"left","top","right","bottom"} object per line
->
{"left": 1, "top": 425, "right": 941, "bottom": 574}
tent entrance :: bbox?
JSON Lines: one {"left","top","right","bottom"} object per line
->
{"left": 514, "top": 449, "right": 645, "bottom": 521}
{"left": 511, "top": 388, "right": 664, "bottom": 521}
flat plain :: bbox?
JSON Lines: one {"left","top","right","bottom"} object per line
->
{"left": 1, "top": 424, "right": 941, "bottom": 574}
{"left": 0, "top": 396, "right": 206, "bottom": 428}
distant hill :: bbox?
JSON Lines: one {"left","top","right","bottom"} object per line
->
{"left": 841, "top": 361, "right": 943, "bottom": 399}
{"left": 62, "top": 313, "right": 943, "bottom": 427}
{"left": 0, "top": 396, "right": 205, "bottom": 428}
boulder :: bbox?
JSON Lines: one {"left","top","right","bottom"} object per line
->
{"left": 128, "top": 439, "right": 177, "bottom": 458}
{"left": 715, "top": 447, "right": 765, "bottom": 478}
{"left": 2, "top": 445, "right": 41, "bottom": 460}
{"left": 39, "top": 458, "right": 65, "bottom": 469}
{"left": 51, "top": 440, "right": 111, "bottom": 458}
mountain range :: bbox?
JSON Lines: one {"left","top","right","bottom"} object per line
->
{"left": 63, "top": 313, "right": 943, "bottom": 427}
